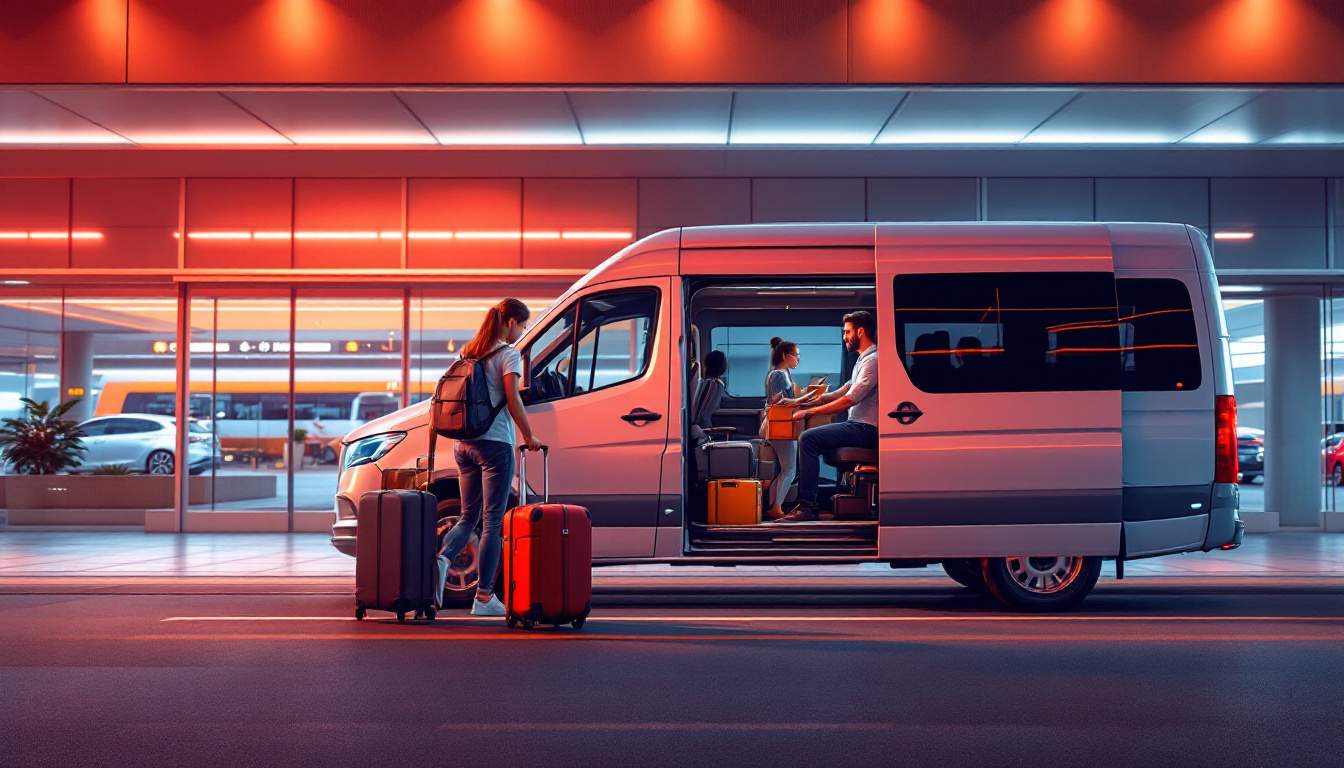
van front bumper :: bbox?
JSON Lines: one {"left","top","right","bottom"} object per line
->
{"left": 331, "top": 514, "right": 357, "bottom": 557}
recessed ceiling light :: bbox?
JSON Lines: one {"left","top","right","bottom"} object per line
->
{"left": 3, "top": 280, "right": 31, "bottom": 285}
{"left": 1214, "top": 231, "right": 1255, "bottom": 241}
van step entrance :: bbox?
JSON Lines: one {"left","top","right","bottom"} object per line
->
{"left": 688, "top": 520, "right": 877, "bottom": 556}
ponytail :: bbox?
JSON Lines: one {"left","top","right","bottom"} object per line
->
{"left": 461, "top": 298, "right": 530, "bottom": 360}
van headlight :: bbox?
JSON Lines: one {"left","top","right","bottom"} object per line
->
{"left": 341, "top": 432, "right": 407, "bottom": 472}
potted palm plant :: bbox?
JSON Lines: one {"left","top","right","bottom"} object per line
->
{"left": 0, "top": 398, "right": 86, "bottom": 475}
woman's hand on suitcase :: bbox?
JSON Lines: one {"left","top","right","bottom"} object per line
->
{"left": 520, "top": 434, "right": 545, "bottom": 452}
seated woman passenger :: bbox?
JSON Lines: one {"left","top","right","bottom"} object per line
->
{"left": 690, "top": 350, "right": 728, "bottom": 446}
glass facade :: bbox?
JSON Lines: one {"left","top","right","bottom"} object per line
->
{"left": 0, "top": 286, "right": 560, "bottom": 526}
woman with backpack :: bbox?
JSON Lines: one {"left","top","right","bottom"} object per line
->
{"left": 436, "top": 297, "right": 544, "bottom": 616}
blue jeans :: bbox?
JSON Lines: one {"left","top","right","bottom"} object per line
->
{"left": 797, "top": 421, "right": 878, "bottom": 505}
{"left": 768, "top": 439, "right": 798, "bottom": 510}
{"left": 440, "top": 439, "right": 514, "bottom": 599}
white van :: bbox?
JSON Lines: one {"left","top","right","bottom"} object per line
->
{"left": 332, "top": 222, "right": 1243, "bottom": 610}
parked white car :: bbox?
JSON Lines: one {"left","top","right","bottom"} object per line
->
{"left": 74, "top": 414, "right": 221, "bottom": 475}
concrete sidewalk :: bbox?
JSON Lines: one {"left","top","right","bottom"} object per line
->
{"left": 0, "top": 529, "right": 1340, "bottom": 582}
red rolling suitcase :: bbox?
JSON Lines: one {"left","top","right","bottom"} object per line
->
{"left": 354, "top": 488, "right": 439, "bottom": 623}
{"left": 502, "top": 447, "right": 592, "bottom": 630}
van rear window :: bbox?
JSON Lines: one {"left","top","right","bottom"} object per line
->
{"left": 1116, "top": 278, "right": 1201, "bottom": 392}
{"left": 892, "top": 272, "right": 1121, "bottom": 393}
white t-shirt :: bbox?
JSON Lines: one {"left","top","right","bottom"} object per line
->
{"left": 469, "top": 342, "right": 525, "bottom": 447}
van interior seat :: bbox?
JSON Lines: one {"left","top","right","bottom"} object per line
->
{"left": 825, "top": 446, "right": 878, "bottom": 466}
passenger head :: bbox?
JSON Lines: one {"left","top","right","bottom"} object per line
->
{"left": 703, "top": 350, "right": 728, "bottom": 379}
{"left": 842, "top": 310, "right": 877, "bottom": 352}
{"left": 770, "top": 337, "right": 799, "bottom": 368}
{"left": 462, "top": 297, "right": 531, "bottom": 359}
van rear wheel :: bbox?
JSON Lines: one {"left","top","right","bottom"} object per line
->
{"left": 982, "top": 556, "right": 1101, "bottom": 611}
{"left": 941, "top": 559, "right": 987, "bottom": 592}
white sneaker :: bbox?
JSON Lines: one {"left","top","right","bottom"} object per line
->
{"left": 470, "top": 594, "right": 506, "bottom": 617}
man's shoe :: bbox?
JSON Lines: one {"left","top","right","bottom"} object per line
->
{"left": 774, "top": 503, "right": 819, "bottom": 523}
{"left": 470, "top": 594, "right": 506, "bottom": 617}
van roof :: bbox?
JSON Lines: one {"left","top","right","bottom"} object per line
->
{"left": 564, "top": 221, "right": 1196, "bottom": 296}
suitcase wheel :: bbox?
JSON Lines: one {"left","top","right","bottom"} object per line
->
{"left": 396, "top": 610, "right": 407, "bottom": 623}
{"left": 424, "top": 605, "right": 437, "bottom": 621}
{"left": 506, "top": 616, "right": 518, "bottom": 629}
{"left": 571, "top": 617, "right": 585, "bottom": 630}
{"left": 355, "top": 606, "right": 366, "bottom": 621}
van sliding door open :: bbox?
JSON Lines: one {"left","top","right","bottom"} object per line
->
{"left": 874, "top": 224, "right": 1123, "bottom": 559}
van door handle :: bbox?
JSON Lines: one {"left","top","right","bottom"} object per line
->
{"left": 888, "top": 401, "right": 923, "bottom": 425}
{"left": 621, "top": 408, "right": 662, "bottom": 424}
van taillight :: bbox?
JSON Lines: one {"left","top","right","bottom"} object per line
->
{"left": 1215, "top": 395, "right": 1239, "bottom": 484}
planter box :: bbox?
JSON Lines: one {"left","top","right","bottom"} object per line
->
{"left": 3, "top": 474, "right": 277, "bottom": 510}
{"left": 145, "top": 509, "right": 332, "bottom": 533}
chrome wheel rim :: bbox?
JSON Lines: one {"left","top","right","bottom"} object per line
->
{"left": 442, "top": 533, "right": 480, "bottom": 593}
{"left": 1005, "top": 556, "right": 1084, "bottom": 595}
{"left": 147, "top": 452, "right": 174, "bottom": 475}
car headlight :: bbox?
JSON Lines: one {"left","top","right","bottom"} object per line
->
{"left": 341, "top": 432, "right": 407, "bottom": 472}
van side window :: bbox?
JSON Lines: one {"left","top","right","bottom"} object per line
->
{"left": 524, "top": 304, "right": 579, "bottom": 404}
{"left": 571, "top": 290, "right": 659, "bottom": 394}
{"left": 1116, "top": 278, "right": 1202, "bottom": 392}
{"left": 893, "top": 272, "right": 1121, "bottom": 393}
{"left": 524, "top": 288, "right": 659, "bottom": 404}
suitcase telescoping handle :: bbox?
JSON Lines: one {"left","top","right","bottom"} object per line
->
{"left": 517, "top": 445, "right": 550, "bottom": 504}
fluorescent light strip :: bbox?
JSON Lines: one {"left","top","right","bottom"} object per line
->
{"left": 455, "top": 231, "right": 522, "bottom": 240}
{"left": 294, "top": 231, "right": 379, "bottom": 240}
{"left": 562, "top": 231, "right": 633, "bottom": 240}
{"left": 1214, "top": 231, "right": 1255, "bottom": 241}
{"left": 0, "top": 231, "right": 103, "bottom": 241}
{"left": 187, "top": 231, "right": 253, "bottom": 240}
{"left": 170, "top": 229, "right": 635, "bottom": 242}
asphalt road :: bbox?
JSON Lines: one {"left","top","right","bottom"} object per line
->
{"left": 3, "top": 581, "right": 1343, "bottom": 768}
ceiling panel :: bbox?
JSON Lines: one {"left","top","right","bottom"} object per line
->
{"left": 569, "top": 90, "right": 731, "bottom": 145}
{"left": 0, "top": 91, "right": 128, "bottom": 144}
{"left": 729, "top": 89, "right": 905, "bottom": 144}
{"left": 226, "top": 91, "right": 434, "bottom": 145}
{"left": 37, "top": 90, "right": 289, "bottom": 145}
{"left": 1025, "top": 90, "right": 1254, "bottom": 144}
{"left": 877, "top": 90, "right": 1075, "bottom": 144}
{"left": 397, "top": 91, "right": 580, "bottom": 145}
{"left": 1185, "top": 90, "right": 1344, "bottom": 145}
{"left": 4, "top": 86, "right": 1344, "bottom": 148}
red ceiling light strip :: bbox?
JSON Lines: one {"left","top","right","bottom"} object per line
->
{"left": 0, "top": 231, "right": 104, "bottom": 241}
{"left": 166, "top": 229, "right": 634, "bottom": 242}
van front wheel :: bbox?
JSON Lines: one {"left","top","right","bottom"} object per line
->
{"left": 982, "top": 555, "right": 1101, "bottom": 611}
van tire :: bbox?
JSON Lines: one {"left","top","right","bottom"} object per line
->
{"left": 982, "top": 556, "right": 1101, "bottom": 612}
{"left": 941, "top": 559, "right": 987, "bottom": 592}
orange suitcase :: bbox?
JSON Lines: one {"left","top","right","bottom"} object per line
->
{"left": 707, "top": 479, "right": 762, "bottom": 525}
